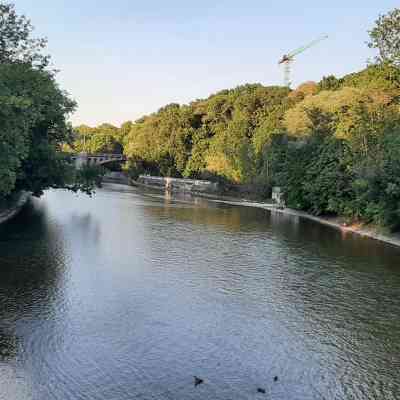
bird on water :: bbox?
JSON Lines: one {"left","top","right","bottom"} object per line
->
{"left": 194, "top": 376, "right": 204, "bottom": 387}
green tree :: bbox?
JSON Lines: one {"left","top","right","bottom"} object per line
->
{"left": 368, "top": 8, "right": 400, "bottom": 66}
{"left": 0, "top": 2, "right": 101, "bottom": 197}
{"left": 318, "top": 75, "right": 342, "bottom": 91}
{"left": 73, "top": 124, "right": 123, "bottom": 154}
{"left": 0, "top": 2, "right": 49, "bottom": 67}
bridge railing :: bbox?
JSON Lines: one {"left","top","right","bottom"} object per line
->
{"left": 70, "top": 153, "right": 127, "bottom": 168}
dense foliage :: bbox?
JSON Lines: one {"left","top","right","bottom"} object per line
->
{"left": 66, "top": 123, "right": 124, "bottom": 154}
{"left": 0, "top": 2, "right": 100, "bottom": 198}
{"left": 368, "top": 8, "right": 400, "bottom": 66}
{"left": 67, "top": 6, "right": 400, "bottom": 230}
{"left": 0, "top": 2, "right": 49, "bottom": 67}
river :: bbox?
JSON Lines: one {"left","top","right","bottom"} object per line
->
{"left": 0, "top": 184, "right": 399, "bottom": 400}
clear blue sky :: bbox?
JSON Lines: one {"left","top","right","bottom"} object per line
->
{"left": 15, "top": 0, "right": 399, "bottom": 126}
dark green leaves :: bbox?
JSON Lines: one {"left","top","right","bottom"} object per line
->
{"left": 0, "top": 2, "right": 49, "bottom": 67}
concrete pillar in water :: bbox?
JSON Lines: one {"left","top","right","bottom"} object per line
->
{"left": 165, "top": 177, "right": 172, "bottom": 193}
{"left": 272, "top": 186, "right": 285, "bottom": 208}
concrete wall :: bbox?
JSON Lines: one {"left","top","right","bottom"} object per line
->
{"left": 137, "top": 175, "right": 219, "bottom": 194}
{"left": 103, "top": 171, "right": 130, "bottom": 184}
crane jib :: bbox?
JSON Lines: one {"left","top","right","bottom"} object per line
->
{"left": 287, "top": 35, "right": 328, "bottom": 58}
{"left": 278, "top": 35, "right": 328, "bottom": 88}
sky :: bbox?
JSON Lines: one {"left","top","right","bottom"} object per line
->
{"left": 15, "top": 0, "right": 399, "bottom": 126}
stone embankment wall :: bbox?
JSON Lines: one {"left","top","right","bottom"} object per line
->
{"left": 0, "top": 192, "right": 29, "bottom": 225}
{"left": 103, "top": 171, "right": 130, "bottom": 184}
{"left": 135, "top": 175, "right": 219, "bottom": 194}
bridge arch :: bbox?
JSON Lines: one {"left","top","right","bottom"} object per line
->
{"left": 71, "top": 153, "right": 127, "bottom": 168}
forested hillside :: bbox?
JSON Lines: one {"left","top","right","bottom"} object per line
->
{"left": 56, "top": 7, "right": 400, "bottom": 230}
{"left": 71, "top": 6, "right": 400, "bottom": 230}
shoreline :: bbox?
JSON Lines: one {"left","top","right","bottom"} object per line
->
{"left": 128, "top": 179, "right": 400, "bottom": 249}
{"left": 200, "top": 195, "right": 400, "bottom": 249}
{"left": 0, "top": 192, "right": 30, "bottom": 225}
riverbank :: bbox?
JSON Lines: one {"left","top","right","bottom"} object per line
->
{"left": 200, "top": 195, "right": 400, "bottom": 248}
{"left": 0, "top": 192, "right": 30, "bottom": 225}
{"left": 128, "top": 178, "right": 400, "bottom": 248}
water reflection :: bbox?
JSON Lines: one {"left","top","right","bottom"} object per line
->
{"left": 0, "top": 186, "right": 400, "bottom": 399}
{"left": 1, "top": 202, "right": 64, "bottom": 301}
{"left": 143, "top": 199, "right": 256, "bottom": 233}
{"left": 0, "top": 199, "right": 65, "bottom": 337}
{"left": 0, "top": 329, "right": 18, "bottom": 361}
{"left": 68, "top": 213, "right": 101, "bottom": 244}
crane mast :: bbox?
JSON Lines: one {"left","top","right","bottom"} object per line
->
{"left": 279, "top": 35, "right": 328, "bottom": 88}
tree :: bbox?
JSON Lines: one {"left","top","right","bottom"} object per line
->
{"left": 0, "top": 63, "right": 78, "bottom": 196}
{"left": 0, "top": 2, "right": 49, "bottom": 67}
{"left": 318, "top": 75, "right": 342, "bottom": 91}
{"left": 368, "top": 8, "right": 400, "bottom": 66}
{"left": 288, "top": 81, "right": 318, "bottom": 101}
{"left": 0, "top": 2, "right": 101, "bottom": 198}
{"left": 0, "top": 65, "right": 30, "bottom": 196}
{"left": 284, "top": 86, "right": 394, "bottom": 139}
{"left": 342, "top": 63, "right": 400, "bottom": 92}
{"left": 72, "top": 124, "right": 123, "bottom": 154}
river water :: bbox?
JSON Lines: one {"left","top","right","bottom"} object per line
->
{"left": 0, "top": 184, "right": 400, "bottom": 400}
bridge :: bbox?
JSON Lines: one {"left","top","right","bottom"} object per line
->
{"left": 70, "top": 153, "right": 127, "bottom": 168}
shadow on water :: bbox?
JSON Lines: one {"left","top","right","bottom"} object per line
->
{"left": 0, "top": 199, "right": 66, "bottom": 360}
{"left": 141, "top": 192, "right": 400, "bottom": 263}
{"left": 0, "top": 329, "right": 18, "bottom": 361}
{"left": 0, "top": 198, "right": 46, "bottom": 239}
